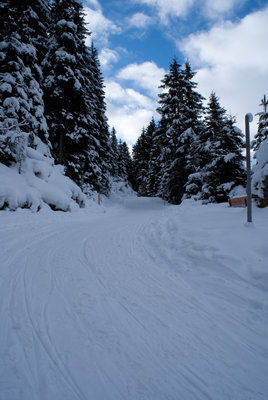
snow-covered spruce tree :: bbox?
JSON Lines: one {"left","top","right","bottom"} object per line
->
{"left": 118, "top": 140, "right": 133, "bottom": 184}
{"left": 132, "top": 128, "right": 147, "bottom": 194}
{"left": 178, "top": 61, "right": 206, "bottom": 200}
{"left": 155, "top": 59, "right": 205, "bottom": 204}
{"left": 86, "top": 43, "right": 111, "bottom": 194}
{"left": 252, "top": 137, "right": 268, "bottom": 207}
{"left": 252, "top": 95, "right": 268, "bottom": 152}
{"left": 133, "top": 118, "right": 155, "bottom": 195}
{"left": 154, "top": 59, "right": 185, "bottom": 203}
{"left": 0, "top": 1, "right": 12, "bottom": 43}
{"left": 0, "top": 0, "right": 50, "bottom": 170}
{"left": 13, "top": 0, "right": 50, "bottom": 67}
{"left": 145, "top": 120, "right": 164, "bottom": 197}
{"left": 109, "top": 127, "right": 119, "bottom": 178}
{"left": 200, "top": 92, "right": 246, "bottom": 203}
{"left": 43, "top": 0, "right": 111, "bottom": 194}
{"left": 140, "top": 118, "right": 156, "bottom": 195}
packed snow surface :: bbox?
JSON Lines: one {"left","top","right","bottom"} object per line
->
{"left": 0, "top": 195, "right": 267, "bottom": 400}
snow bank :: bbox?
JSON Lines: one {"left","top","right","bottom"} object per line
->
{"left": 0, "top": 148, "right": 86, "bottom": 212}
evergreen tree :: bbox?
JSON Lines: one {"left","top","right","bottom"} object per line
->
{"left": 14, "top": 0, "right": 50, "bottom": 66}
{"left": 252, "top": 137, "right": 268, "bottom": 208}
{"left": 87, "top": 43, "right": 111, "bottom": 194}
{"left": 145, "top": 121, "right": 163, "bottom": 197}
{"left": 133, "top": 118, "right": 155, "bottom": 195}
{"left": 252, "top": 95, "right": 268, "bottom": 152}
{"left": 43, "top": 0, "right": 90, "bottom": 167}
{"left": 43, "top": 0, "right": 111, "bottom": 194}
{"left": 155, "top": 60, "right": 204, "bottom": 204}
{"left": 182, "top": 61, "right": 204, "bottom": 132}
{"left": 201, "top": 92, "right": 246, "bottom": 202}
{"left": 219, "top": 115, "right": 246, "bottom": 192}
{"left": 0, "top": 1, "right": 13, "bottom": 42}
{"left": 182, "top": 61, "right": 206, "bottom": 186}
{"left": 109, "top": 127, "right": 119, "bottom": 177}
{"left": 0, "top": 0, "right": 50, "bottom": 170}
{"left": 118, "top": 140, "right": 133, "bottom": 183}
{"left": 155, "top": 59, "right": 185, "bottom": 202}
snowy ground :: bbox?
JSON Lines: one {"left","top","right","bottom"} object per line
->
{"left": 0, "top": 195, "right": 268, "bottom": 400}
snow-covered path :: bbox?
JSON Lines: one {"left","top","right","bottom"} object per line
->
{"left": 0, "top": 197, "right": 267, "bottom": 400}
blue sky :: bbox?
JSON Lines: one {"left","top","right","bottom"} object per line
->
{"left": 83, "top": 0, "right": 268, "bottom": 145}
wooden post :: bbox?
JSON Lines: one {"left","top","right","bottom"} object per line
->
{"left": 245, "top": 113, "right": 253, "bottom": 223}
{"left": 98, "top": 193, "right": 100, "bottom": 205}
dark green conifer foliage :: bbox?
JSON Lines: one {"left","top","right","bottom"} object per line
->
{"left": 87, "top": 43, "right": 111, "bottom": 194}
{"left": 0, "top": 1, "right": 13, "bottom": 42}
{"left": 118, "top": 140, "right": 133, "bottom": 183}
{"left": 0, "top": 0, "right": 50, "bottom": 169}
{"left": 145, "top": 122, "right": 163, "bottom": 197}
{"left": 43, "top": 0, "right": 89, "bottom": 166}
{"left": 109, "top": 127, "right": 119, "bottom": 177}
{"left": 182, "top": 61, "right": 206, "bottom": 186}
{"left": 43, "top": 0, "right": 111, "bottom": 194}
{"left": 133, "top": 118, "right": 155, "bottom": 195}
{"left": 14, "top": 0, "right": 50, "bottom": 66}
{"left": 217, "top": 115, "right": 246, "bottom": 193}
{"left": 155, "top": 59, "right": 185, "bottom": 202}
{"left": 201, "top": 92, "right": 246, "bottom": 202}
{"left": 155, "top": 60, "right": 204, "bottom": 203}
{"left": 252, "top": 95, "right": 268, "bottom": 152}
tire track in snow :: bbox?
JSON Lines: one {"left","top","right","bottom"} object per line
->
{"left": 20, "top": 241, "right": 88, "bottom": 400}
{"left": 77, "top": 211, "right": 216, "bottom": 400}
{"left": 75, "top": 214, "right": 178, "bottom": 399}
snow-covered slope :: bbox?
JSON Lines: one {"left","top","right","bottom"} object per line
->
{"left": 0, "top": 197, "right": 267, "bottom": 400}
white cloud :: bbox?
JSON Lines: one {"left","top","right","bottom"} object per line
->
{"left": 181, "top": 8, "right": 268, "bottom": 71}
{"left": 107, "top": 105, "right": 154, "bottom": 144}
{"left": 117, "top": 61, "right": 166, "bottom": 97}
{"left": 105, "top": 81, "right": 155, "bottom": 109}
{"left": 180, "top": 6, "right": 268, "bottom": 137}
{"left": 133, "top": 0, "right": 195, "bottom": 24}
{"left": 127, "top": 12, "right": 153, "bottom": 28}
{"left": 99, "top": 48, "right": 119, "bottom": 69}
{"left": 105, "top": 80, "right": 156, "bottom": 144}
{"left": 105, "top": 62, "right": 166, "bottom": 144}
{"left": 84, "top": 0, "right": 102, "bottom": 11}
{"left": 84, "top": 6, "right": 121, "bottom": 46}
{"left": 204, "top": 0, "right": 245, "bottom": 19}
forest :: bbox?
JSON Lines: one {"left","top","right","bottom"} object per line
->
{"left": 0, "top": 0, "right": 267, "bottom": 210}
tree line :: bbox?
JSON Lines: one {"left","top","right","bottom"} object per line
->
{"left": 1, "top": 1, "right": 267, "bottom": 205}
{"left": 0, "top": 0, "right": 131, "bottom": 196}
{"left": 133, "top": 59, "right": 268, "bottom": 204}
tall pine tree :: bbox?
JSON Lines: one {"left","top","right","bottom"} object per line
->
{"left": 43, "top": 0, "right": 111, "bottom": 194}
{"left": 0, "top": 0, "right": 50, "bottom": 170}
{"left": 155, "top": 60, "right": 204, "bottom": 203}
{"left": 133, "top": 118, "right": 155, "bottom": 195}
{"left": 118, "top": 140, "right": 133, "bottom": 184}
{"left": 108, "top": 127, "right": 119, "bottom": 178}
{"left": 252, "top": 95, "right": 268, "bottom": 152}
{"left": 155, "top": 59, "right": 185, "bottom": 202}
{"left": 86, "top": 43, "right": 111, "bottom": 194}
{"left": 145, "top": 121, "right": 163, "bottom": 197}
{"left": 200, "top": 92, "right": 246, "bottom": 202}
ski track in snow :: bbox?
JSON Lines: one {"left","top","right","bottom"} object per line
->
{"left": 0, "top": 197, "right": 267, "bottom": 400}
